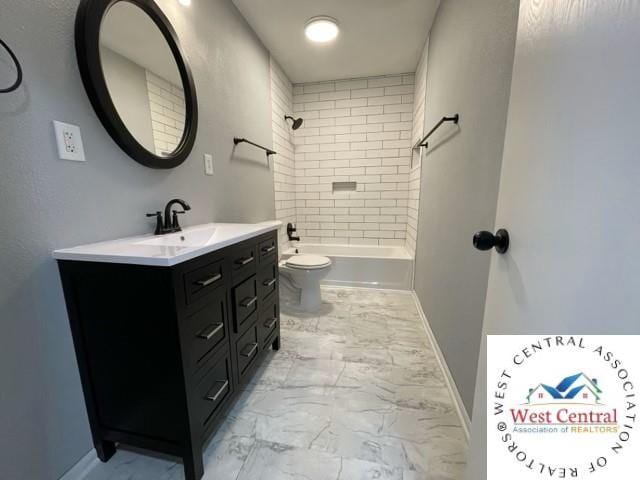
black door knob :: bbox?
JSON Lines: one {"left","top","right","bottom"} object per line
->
{"left": 473, "top": 229, "right": 510, "bottom": 254}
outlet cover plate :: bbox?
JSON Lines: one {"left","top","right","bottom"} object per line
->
{"left": 53, "top": 121, "right": 86, "bottom": 162}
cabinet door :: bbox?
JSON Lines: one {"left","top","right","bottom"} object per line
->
{"left": 183, "top": 259, "right": 225, "bottom": 305}
{"left": 184, "top": 289, "right": 229, "bottom": 373}
{"left": 258, "top": 300, "right": 279, "bottom": 347}
{"left": 193, "top": 352, "right": 233, "bottom": 428}
{"left": 231, "top": 245, "right": 257, "bottom": 283}
{"left": 232, "top": 275, "right": 258, "bottom": 333}
{"left": 257, "top": 263, "right": 278, "bottom": 301}
{"left": 235, "top": 323, "right": 260, "bottom": 382}
{"left": 258, "top": 237, "right": 277, "bottom": 264}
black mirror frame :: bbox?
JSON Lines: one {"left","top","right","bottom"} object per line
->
{"left": 75, "top": 0, "right": 198, "bottom": 169}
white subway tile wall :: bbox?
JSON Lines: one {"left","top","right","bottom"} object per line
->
{"left": 269, "top": 59, "right": 296, "bottom": 251}
{"left": 146, "top": 71, "right": 186, "bottom": 157}
{"left": 292, "top": 74, "right": 415, "bottom": 246}
{"left": 407, "top": 39, "right": 429, "bottom": 256}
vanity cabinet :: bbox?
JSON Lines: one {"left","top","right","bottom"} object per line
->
{"left": 57, "top": 231, "right": 280, "bottom": 480}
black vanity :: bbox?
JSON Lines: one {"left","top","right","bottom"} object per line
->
{"left": 56, "top": 226, "right": 280, "bottom": 480}
{"left": 63, "top": 0, "right": 282, "bottom": 475}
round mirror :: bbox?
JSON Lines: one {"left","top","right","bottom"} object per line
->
{"left": 76, "top": 0, "right": 198, "bottom": 169}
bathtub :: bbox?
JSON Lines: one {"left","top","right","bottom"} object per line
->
{"left": 282, "top": 243, "right": 414, "bottom": 290}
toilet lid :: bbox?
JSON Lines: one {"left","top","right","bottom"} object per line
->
{"left": 285, "top": 254, "right": 331, "bottom": 270}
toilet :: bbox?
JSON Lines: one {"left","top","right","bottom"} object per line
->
{"left": 279, "top": 254, "right": 332, "bottom": 311}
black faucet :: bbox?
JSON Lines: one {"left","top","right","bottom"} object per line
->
{"left": 146, "top": 199, "right": 191, "bottom": 235}
{"left": 287, "top": 223, "right": 300, "bottom": 242}
{"left": 164, "top": 198, "right": 191, "bottom": 232}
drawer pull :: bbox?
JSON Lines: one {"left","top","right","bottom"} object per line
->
{"left": 195, "top": 273, "right": 222, "bottom": 287}
{"left": 263, "top": 278, "right": 277, "bottom": 287}
{"left": 264, "top": 317, "right": 278, "bottom": 330}
{"left": 235, "top": 256, "right": 254, "bottom": 266}
{"left": 240, "top": 343, "right": 258, "bottom": 358}
{"left": 240, "top": 296, "right": 258, "bottom": 308}
{"left": 197, "top": 323, "right": 223, "bottom": 341}
{"left": 205, "top": 380, "right": 229, "bottom": 402}
{"left": 261, "top": 245, "right": 276, "bottom": 254}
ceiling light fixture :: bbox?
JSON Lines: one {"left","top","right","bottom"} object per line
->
{"left": 178, "top": 0, "right": 191, "bottom": 6}
{"left": 305, "top": 16, "right": 339, "bottom": 43}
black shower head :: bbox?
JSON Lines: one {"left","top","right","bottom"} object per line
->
{"left": 284, "top": 115, "right": 304, "bottom": 130}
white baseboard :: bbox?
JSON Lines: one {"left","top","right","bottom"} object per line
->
{"left": 58, "top": 449, "right": 98, "bottom": 480}
{"left": 411, "top": 291, "right": 471, "bottom": 440}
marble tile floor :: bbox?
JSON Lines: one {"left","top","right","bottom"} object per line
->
{"left": 80, "top": 286, "right": 467, "bottom": 480}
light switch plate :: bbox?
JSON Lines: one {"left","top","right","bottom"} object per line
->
{"left": 53, "top": 121, "right": 86, "bottom": 162}
{"left": 204, "top": 154, "right": 214, "bottom": 175}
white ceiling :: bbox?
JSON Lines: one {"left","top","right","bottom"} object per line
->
{"left": 232, "top": 0, "right": 440, "bottom": 84}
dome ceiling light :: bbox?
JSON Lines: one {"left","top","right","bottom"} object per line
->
{"left": 305, "top": 16, "right": 339, "bottom": 44}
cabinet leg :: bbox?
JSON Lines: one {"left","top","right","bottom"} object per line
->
{"left": 95, "top": 440, "right": 116, "bottom": 462}
{"left": 184, "top": 451, "right": 204, "bottom": 480}
{"left": 272, "top": 335, "right": 281, "bottom": 351}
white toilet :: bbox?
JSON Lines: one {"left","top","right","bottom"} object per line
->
{"left": 279, "top": 254, "right": 332, "bottom": 311}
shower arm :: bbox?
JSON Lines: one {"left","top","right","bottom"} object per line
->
{"left": 284, "top": 115, "right": 303, "bottom": 130}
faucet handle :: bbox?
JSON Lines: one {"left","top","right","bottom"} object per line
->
{"left": 172, "top": 210, "right": 186, "bottom": 230}
{"left": 146, "top": 211, "right": 164, "bottom": 235}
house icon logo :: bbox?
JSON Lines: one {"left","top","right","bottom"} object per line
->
{"left": 526, "top": 372, "right": 602, "bottom": 405}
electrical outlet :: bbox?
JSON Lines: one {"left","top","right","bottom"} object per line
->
{"left": 204, "top": 154, "right": 214, "bottom": 175}
{"left": 53, "top": 121, "right": 86, "bottom": 162}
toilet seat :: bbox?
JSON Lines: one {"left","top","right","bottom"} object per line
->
{"left": 284, "top": 254, "right": 331, "bottom": 270}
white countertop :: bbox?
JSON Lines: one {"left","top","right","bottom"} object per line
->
{"left": 53, "top": 221, "right": 282, "bottom": 267}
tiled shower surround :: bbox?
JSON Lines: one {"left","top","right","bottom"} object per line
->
{"left": 408, "top": 41, "right": 429, "bottom": 256}
{"left": 269, "top": 66, "right": 430, "bottom": 251}
{"left": 146, "top": 71, "right": 186, "bottom": 157}
{"left": 270, "top": 59, "right": 296, "bottom": 251}
{"left": 292, "top": 75, "right": 415, "bottom": 246}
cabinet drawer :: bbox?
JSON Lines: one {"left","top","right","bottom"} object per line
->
{"left": 232, "top": 275, "right": 258, "bottom": 332}
{"left": 185, "top": 291, "right": 229, "bottom": 372}
{"left": 194, "top": 352, "right": 233, "bottom": 427}
{"left": 236, "top": 323, "right": 259, "bottom": 379}
{"left": 258, "top": 237, "right": 277, "bottom": 264}
{"left": 231, "top": 245, "right": 256, "bottom": 283}
{"left": 257, "top": 263, "right": 278, "bottom": 301}
{"left": 258, "top": 300, "right": 279, "bottom": 346}
{"left": 184, "top": 259, "right": 225, "bottom": 305}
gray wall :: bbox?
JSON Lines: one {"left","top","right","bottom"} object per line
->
{"left": 0, "top": 1, "right": 274, "bottom": 479}
{"left": 413, "top": 0, "right": 519, "bottom": 414}
{"left": 100, "top": 47, "right": 155, "bottom": 152}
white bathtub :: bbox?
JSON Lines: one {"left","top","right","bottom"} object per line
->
{"left": 282, "top": 243, "right": 414, "bottom": 290}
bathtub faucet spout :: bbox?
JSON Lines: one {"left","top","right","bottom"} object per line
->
{"left": 287, "top": 223, "right": 300, "bottom": 242}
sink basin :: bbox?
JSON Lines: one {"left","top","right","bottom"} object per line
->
{"left": 53, "top": 221, "right": 282, "bottom": 267}
{"left": 135, "top": 226, "right": 218, "bottom": 248}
